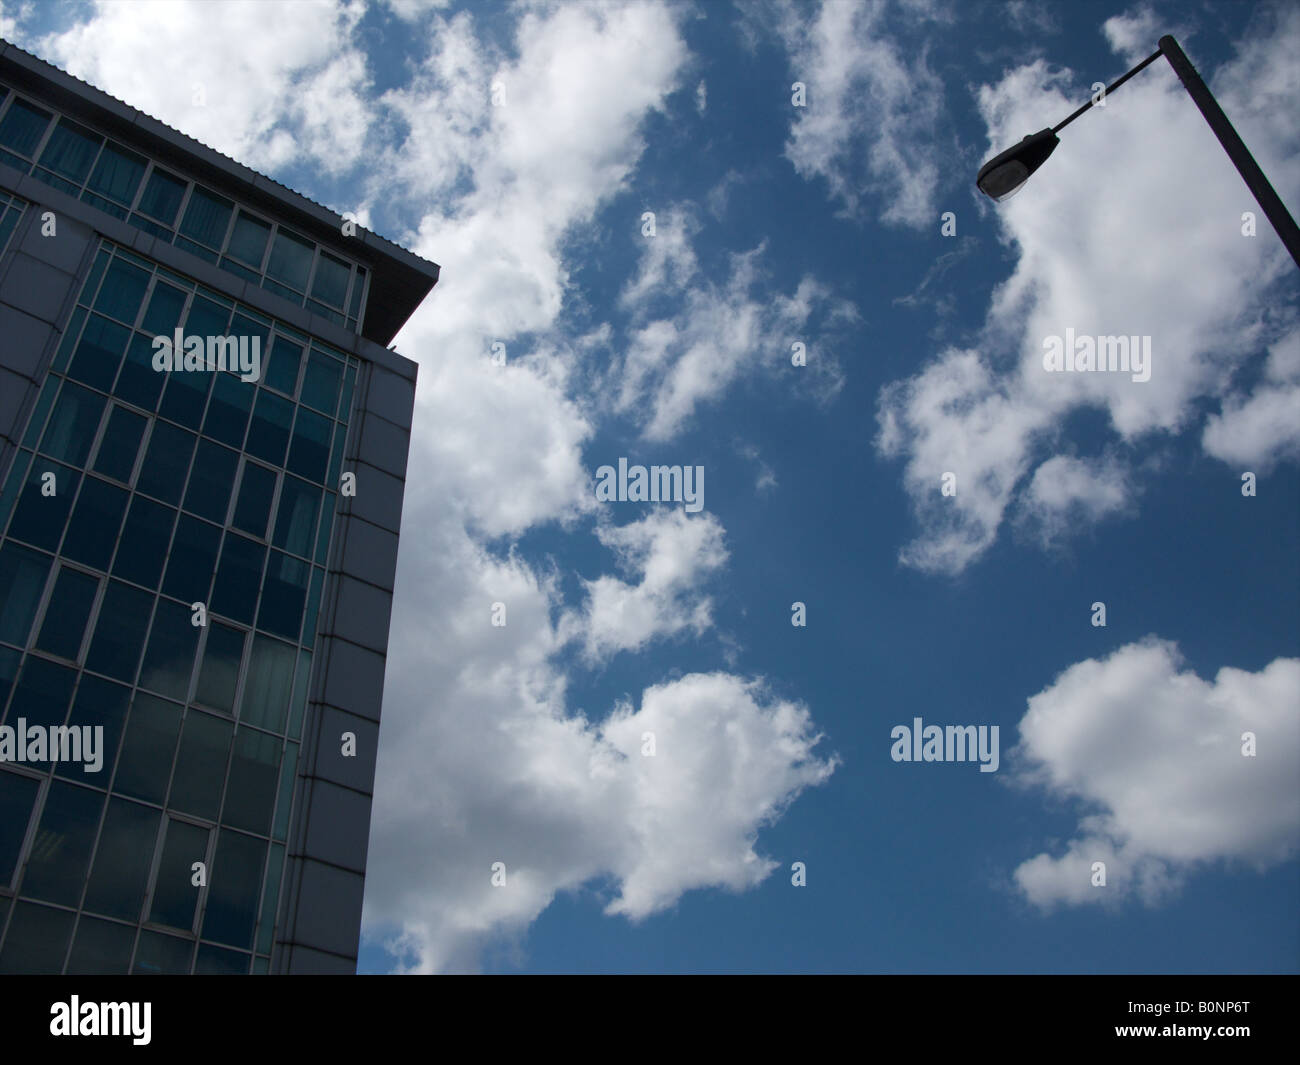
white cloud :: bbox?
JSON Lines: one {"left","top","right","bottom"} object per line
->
{"left": 877, "top": 9, "right": 1300, "bottom": 574}
{"left": 1011, "top": 639, "right": 1300, "bottom": 908}
{"left": 35, "top": 0, "right": 374, "bottom": 176}
{"left": 562, "top": 509, "right": 729, "bottom": 662}
{"left": 1203, "top": 328, "right": 1300, "bottom": 471}
{"left": 776, "top": 0, "right": 948, "bottom": 227}
{"left": 1017, "top": 453, "right": 1132, "bottom": 544}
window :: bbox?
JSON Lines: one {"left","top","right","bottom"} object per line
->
{"left": 222, "top": 728, "right": 280, "bottom": 834}
{"left": 183, "top": 438, "right": 239, "bottom": 524}
{"left": 202, "top": 373, "right": 253, "bottom": 449}
{"left": 257, "top": 553, "right": 309, "bottom": 642}
{"left": 58, "top": 674, "right": 130, "bottom": 784}
{"left": 141, "top": 280, "right": 188, "bottom": 336}
{"left": 0, "top": 98, "right": 52, "bottom": 158}
{"left": 263, "top": 335, "right": 302, "bottom": 395}
{"left": 0, "top": 902, "right": 74, "bottom": 974}
{"left": 136, "top": 166, "right": 186, "bottom": 225}
{"left": 20, "top": 780, "right": 105, "bottom": 906}
{"left": 115, "top": 332, "right": 166, "bottom": 411}
{"left": 272, "top": 476, "right": 320, "bottom": 558}
{"left": 162, "top": 514, "right": 221, "bottom": 605}
{"left": 300, "top": 350, "right": 342, "bottom": 414}
{"left": 83, "top": 142, "right": 147, "bottom": 216}
{"left": 227, "top": 210, "right": 271, "bottom": 269}
{"left": 148, "top": 817, "right": 209, "bottom": 932}
{"left": 112, "top": 692, "right": 182, "bottom": 804}
{"left": 286, "top": 407, "right": 331, "bottom": 482}
{"left": 139, "top": 597, "right": 200, "bottom": 701}
{"left": 195, "top": 623, "right": 245, "bottom": 714}
{"left": 84, "top": 580, "right": 154, "bottom": 684}
{"left": 265, "top": 228, "right": 313, "bottom": 292}
{"left": 232, "top": 461, "right": 276, "bottom": 538}
{"left": 8, "top": 461, "right": 80, "bottom": 553}
{"left": 239, "top": 634, "right": 295, "bottom": 731}
{"left": 177, "top": 184, "right": 233, "bottom": 253}
{"left": 0, "top": 541, "right": 52, "bottom": 646}
{"left": 61, "top": 477, "right": 128, "bottom": 571}
{"left": 245, "top": 391, "right": 293, "bottom": 466}
{"left": 136, "top": 422, "right": 196, "bottom": 505}
{"left": 34, "top": 566, "right": 99, "bottom": 660}
{"left": 92, "top": 405, "right": 147, "bottom": 483}
{"left": 93, "top": 257, "right": 151, "bottom": 325}
{"left": 82, "top": 797, "right": 161, "bottom": 921}
{"left": 37, "top": 118, "right": 102, "bottom": 183}
{"left": 310, "top": 250, "right": 350, "bottom": 307}
{"left": 67, "top": 916, "right": 136, "bottom": 974}
{"left": 10, "top": 656, "right": 76, "bottom": 737}
{"left": 211, "top": 534, "right": 265, "bottom": 625}
{"left": 202, "top": 829, "right": 266, "bottom": 949}
{"left": 112, "top": 497, "right": 175, "bottom": 588}
{"left": 67, "top": 313, "right": 129, "bottom": 392}
{"left": 170, "top": 709, "right": 233, "bottom": 820}
{"left": 132, "top": 930, "right": 194, "bottom": 974}
{"left": 41, "top": 382, "right": 106, "bottom": 465}
{"left": 0, "top": 770, "right": 40, "bottom": 886}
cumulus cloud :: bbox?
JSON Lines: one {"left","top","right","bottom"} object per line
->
{"left": 776, "top": 0, "right": 949, "bottom": 227}
{"left": 1203, "top": 328, "right": 1300, "bottom": 471}
{"left": 1011, "top": 639, "right": 1300, "bottom": 908}
{"left": 562, "top": 509, "right": 729, "bottom": 662}
{"left": 877, "top": 8, "right": 1300, "bottom": 574}
{"left": 1016, "top": 453, "right": 1133, "bottom": 545}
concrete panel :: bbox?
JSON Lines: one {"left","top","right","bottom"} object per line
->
{"left": 356, "top": 411, "right": 412, "bottom": 479}
{"left": 339, "top": 516, "right": 400, "bottom": 592}
{"left": 0, "top": 253, "right": 75, "bottom": 323}
{"left": 308, "top": 706, "right": 380, "bottom": 794}
{"left": 365, "top": 365, "right": 416, "bottom": 432}
{"left": 0, "top": 305, "right": 55, "bottom": 381}
{"left": 17, "top": 211, "right": 92, "bottom": 274}
{"left": 285, "top": 859, "right": 364, "bottom": 959}
{"left": 330, "top": 576, "right": 393, "bottom": 655}
{"left": 319, "top": 637, "right": 388, "bottom": 723}
{"left": 339, "top": 460, "right": 406, "bottom": 536}
{"left": 302, "top": 779, "right": 373, "bottom": 873}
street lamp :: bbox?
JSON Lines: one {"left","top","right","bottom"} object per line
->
{"left": 976, "top": 35, "right": 1300, "bottom": 270}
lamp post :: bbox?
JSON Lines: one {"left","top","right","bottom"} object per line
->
{"left": 976, "top": 34, "right": 1300, "bottom": 271}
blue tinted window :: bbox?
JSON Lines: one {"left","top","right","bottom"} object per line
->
{"left": 82, "top": 797, "right": 160, "bottom": 922}
{"left": 93, "top": 257, "right": 151, "bottom": 325}
{"left": 68, "top": 311, "right": 130, "bottom": 390}
{"left": 231, "top": 312, "right": 269, "bottom": 356}
{"left": 92, "top": 405, "right": 147, "bottom": 483}
{"left": 202, "top": 373, "right": 253, "bottom": 449}
{"left": 137, "top": 166, "right": 186, "bottom": 225}
{"left": 35, "top": 567, "right": 99, "bottom": 660}
{"left": 271, "top": 476, "right": 320, "bottom": 557}
{"left": 228, "top": 211, "right": 271, "bottom": 268}
{"left": 245, "top": 391, "right": 293, "bottom": 466}
{"left": 67, "top": 916, "right": 137, "bottom": 974}
{"left": 0, "top": 98, "right": 51, "bottom": 157}
{"left": 0, "top": 647, "right": 20, "bottom": 724}
{"left": 40, "top": 382, "right": 105, "bottom": 465}
{"left": 211, "top": 534, "right": 265, "bottom": 626}
{"left": 112, "top": 497, "right": 175, "bottom": 588}
{"left": 137, "top": 422, "right": 196, "bottom": 505}
{"left": 195, "top": 622, "right": 244, "bottom": 714}
{"left": 266, "top": 229, "right": 313, "bottom": 291}
{"left": 115, "top": 332, "right": 167, "bottom": 411}
{"left": 310, "top": 251, "right": 350, "bottom": 307}
{"left": 222, "top": 728, "right": 280, "bottom": 835}
{"left": 0, "top": 541, "right": 52, "bottom": 646}
{"left": 195, "top": 944, "right": 250, "bottom": 974}
{"left": 0, "top": 902, "right": 74, "bottom": 974}
{"left": 263, "top": 335, "right": 302, "bottom": 395}
{"left": 186, "top": 293, "right": 231, "bottom": 337}
{"left": 162, "top": 513, "right": 221, "bottom": 604}
{"left": 232, "top": 461, "right": 276, "bottom": 538}
{"left": 112, "top": 692, "right": 180, "bottom": 804}
{"left": 63, "top": 477, "right": 128, "bottom": 570}
{"left": 8, "top": 656, "right": 75, "bottom": 737}
{"left": 84, "top": 141, "right": 146, "bottom": 207}
{"left": 141, "top": 281, "right": 188, "bottom": 336}
{"left": 132, "top": 930, "right": 194, "bottom": 975}
{"left": 315, "top": 492, "right": 335, "bottom": 563}
{"left": 349, "top": 268, "right": 366, "bottom": 318}
{"left": 337, "top": 363, "right": 357, "bottom": 421}
{"left": 202, "top": 829, "right": 266, "bottom": 949}
{"left": 178, "top": 185, "right": 232, "bottom": 249}
{"left": 0, "top": 770, "right": 40, "bottom": 885}
{"left": 149, "top": 817, "right": 208, "bottom": 932}
{"left": 300, "top": 350, "right": 342, "bottom": 414}
{"left": 139, "top": 597, "right": 199, "bottom": 701}
{"left": 21, "top": 780, "right": 104, "bottom": 907}
{"left": 170, "top": 709, "right": 233, "bottom": 820}
{"left": 240, "top": 634, "right": 294, "bottom": 731}
{"left": 84, "top": 580, "right": 153, "bottom": 683}
{"left": 37, "top": 118, "right": 102, "bottom": 182}
{"left": 57, "top": 674, "right": 130, "bottom": 784}
{"left": 257, "top": 553, "right": 308, "bottom": 642}
{"left": 8, "top": 462, "right": 79, "bottom": 552}
{"left": 183, "top": 438, "right": 238, "bottom": 524}
{"left": 286, "top": 408, "right": 331, "bottom": 482}
{"left": 157, "top": 359, "right": 213, "bottom": 427}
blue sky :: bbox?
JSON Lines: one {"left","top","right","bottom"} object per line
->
{"left": 7, "top": 0, "right": 1297, "bottom": 973}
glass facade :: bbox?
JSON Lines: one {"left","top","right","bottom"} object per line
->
{"left": 0, "top": 84, "right": 369, "bottom": 332}
{"left": 0, "top": 238, "right": 359, "bottom": 974}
